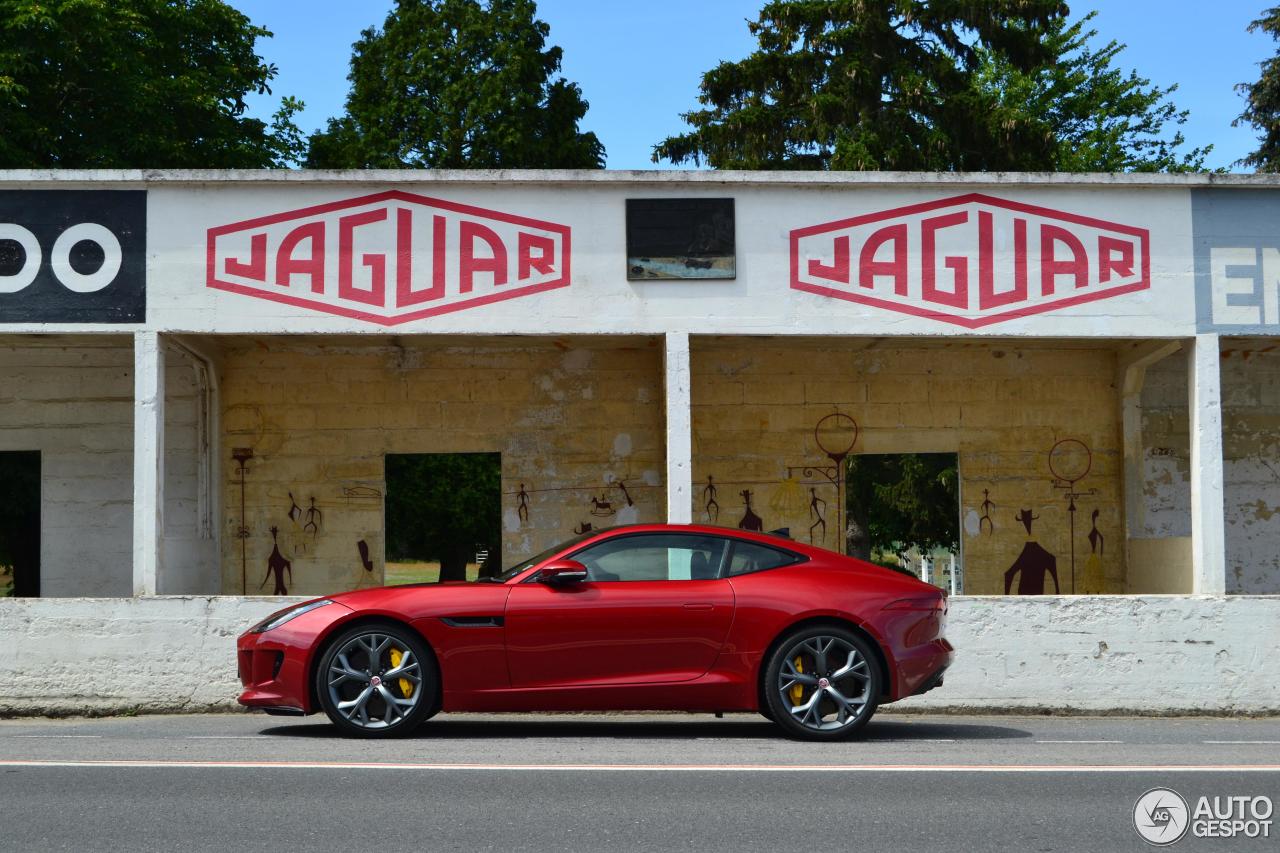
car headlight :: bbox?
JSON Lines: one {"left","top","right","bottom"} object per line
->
{"left": 251, "top": 599, "right": 333, "bottom": 634}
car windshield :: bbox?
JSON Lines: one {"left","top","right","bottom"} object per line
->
{"left": 492, "top": 529, "right": 607, "bottom": 582}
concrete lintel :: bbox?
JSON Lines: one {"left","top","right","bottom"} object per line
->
{"left": 5, "top": 168, "right": 1280, "bottom": 189}
{"left": 664, "top": 332, "right": 693, "bottom": 524}
{"left": 1187, "top": 334, "right": 1227, "bottom": 595}
{"left": 132, "top": 331, "right": 165, "bottom": 596}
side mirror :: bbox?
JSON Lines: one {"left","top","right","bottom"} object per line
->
{"left": 536, "top": 559, "right": 589, "bottom": 585}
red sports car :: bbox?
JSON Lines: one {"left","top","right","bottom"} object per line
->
{"left": 237, "top": 524, "right": 953, "bottom": 740}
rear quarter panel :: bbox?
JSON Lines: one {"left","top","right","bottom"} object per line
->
{"left": 721, "top": 561, "right": 935, "bottom": 700}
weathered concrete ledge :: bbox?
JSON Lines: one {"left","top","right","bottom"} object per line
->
{"left": 1, "top": 595, "right": 1277, "bottom": 717}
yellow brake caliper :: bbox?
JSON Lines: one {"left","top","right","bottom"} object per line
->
{"left": 389, "top": 648, "right": 414, "bottom": 698}
{"left": 789, "top": 656, "right": 805, "bottom": 705}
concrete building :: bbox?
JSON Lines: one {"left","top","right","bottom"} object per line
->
{"left": 1, "top": 170, "right": 1277, "bottom": 715}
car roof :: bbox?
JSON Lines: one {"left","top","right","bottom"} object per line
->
{"left": 575, "top": 523, "right": 821, "bottom": 555}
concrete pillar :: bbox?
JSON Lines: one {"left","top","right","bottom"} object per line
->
{"left": 1187, "top": 334, "right": 1227, "bottom": 595}
{"left": 664, "top": 332, "right": 693, "bottom": 524}
{"left": 1117, "top": 341, "right": 1183, "bottom": 544}
{"left": 133, "top": 331, "right": 165, "bottom": 596}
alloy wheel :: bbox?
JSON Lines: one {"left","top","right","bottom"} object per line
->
{"left": 775, "top": 634, "right": 872, "bottom": 732}
{"left": 325, "top": 631, "right": 423, "bottom": 730}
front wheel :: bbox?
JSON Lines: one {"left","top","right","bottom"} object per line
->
{"left": 762, "top": 625, "right": 881, "bottom": 741}
{"left": 314, "top": 623, "right": 438, "bottom": 738}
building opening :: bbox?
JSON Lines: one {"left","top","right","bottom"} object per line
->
{"left": 0, "top": 451, "right": 40, "bottom": 597}
{"left": 384, "top": 452, "right": 502, "bottom": 584}
{"left": 846, "top": 452, "right": 960, "bottom": 590}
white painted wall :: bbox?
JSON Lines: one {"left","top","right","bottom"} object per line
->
{"left": 1139, "top": 343, "right": 1280, "bottom": 594}
{"left": 0, "top": 337, "right": 214, "bottom": 596}
{"left": 898, "top": 595, "right": 1280, "bottom": 714}
{"left": 0, "top": 595, "right": 1275, "bottom": 716}
{"left": 0, "top": 338, "right": 134, "bottom": 596}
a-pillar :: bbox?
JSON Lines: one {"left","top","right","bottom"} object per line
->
{"left": 133, "top": 331, "right": 165, "bottom": 596}
{"left": 1187, "top": 333, "right": 1227, "bottom": 595}
{"left": 664, "top": 332, "right": 693, "bottom": 524}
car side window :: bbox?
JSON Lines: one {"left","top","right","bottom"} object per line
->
{"left": 571, "top": 534, "right": 729, "bottom": 582}
{"left": 726, "top": 540, "right": 803, "bottom": 576}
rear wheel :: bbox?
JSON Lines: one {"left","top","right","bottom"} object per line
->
{"left": 762, "top": 625, "right": 881, "bottom": 741}
{"left": 314, "top": 623, "right": 437, "bottom": 738}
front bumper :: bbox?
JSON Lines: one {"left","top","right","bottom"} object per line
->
{"left": 236, "top": 600, "right": 353, "bottom": 714}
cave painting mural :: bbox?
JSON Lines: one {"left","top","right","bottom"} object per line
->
{"left": 508, "top": 478, "right": 654, "bottom": 531}
{"left": 1082, "top": 509, "right": 1105, "bottom": 595}
{"left": 1049, "top": 438, "right": 1097, "bottom": 594}
{"left": 261, "top": 525, "right": 292, "bottom": 596}
{"left": 739, "top": 489, "right": 764, "bottom": 532}
{"left": 703, "top": 476, "right": 721, "bottom": 522}
{"left": 808, "top": 488, "right": 827, "bottom": 545}
{"left": 979, "top": 489, "right": 995, "bottom": 535}
{"left": 303, "top": 497, "right": 323, "bottom": 536}
{"left": 516, "top": 483, "right": 530, "bottom": 523}
{"left": 1003, "top": 509, "right": 1060, "bottom": 596}
{"left": 233, "top": 447, "right": 254, "bottom": 594}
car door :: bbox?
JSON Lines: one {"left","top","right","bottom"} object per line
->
{"left": 503, "top": 532, "right": 735, "bottom": 688}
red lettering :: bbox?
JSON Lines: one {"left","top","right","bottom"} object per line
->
{"left": 459, "top": 221, "right": 508, "bottom": 293}
{"left": 858, "top": 224, "right": 908, "bottom": 294}
{"left": 275, "top": 222, "right": 325, "bottom": 293}
{"left": 808, "top": 236, "right": 850, "bottom": 284}
{"left": 396, "top": 211, "right": 448, "bottom": 308}
{"left": 921, "top": 211, "right": 969, "bottom": 308}
{"left": 225, "top": 233, "right": 266, "bottom": 281}
{"left": 338, "top": 209, "right": 387, "bottom": 306}
{"left": 519, "top": 232, "right": 557, "bottom": 279}
{"left": 1098, "top": 235, "right": 1134, "bottom": 283}
{"left": 1040, "top": 224, "right": 1088, "bottom": 295}
{"left": 979, "top": 213, "right": 1028, "bottom": 309}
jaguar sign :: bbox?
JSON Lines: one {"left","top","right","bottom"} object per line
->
{"left": 206, "top": 190, "right": 571, "bottom": 325}
{"left": 790, "top": 193, "right": 1150, "bottom": 328}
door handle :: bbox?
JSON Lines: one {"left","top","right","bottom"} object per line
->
{"left": 683, "top": 602, "right": 715, "bottom": 611}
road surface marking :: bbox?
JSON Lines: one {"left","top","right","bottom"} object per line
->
{"left": 0, "top": 759, "right": 1277, "bottom": 773}
{"left": 1203, "top": 740, "right": 1280, "bottom": 744}
{"left": 184, "top": 736, "right": 269, "bottom": 740}
{"left": 1036, "top": 740, "right": 1123, "bottom": 744}
{"left": 11, "top": 735, "right": 102, "bottom": 739}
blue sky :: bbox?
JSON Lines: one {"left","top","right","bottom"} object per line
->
{"left": 236, "top": 1, "right": 1276, "bottom": 171}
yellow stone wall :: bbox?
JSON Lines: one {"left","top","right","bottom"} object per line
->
{"left": 690, "top": 338, "right": 1124, "bottom": 595}
{"left": 217, "top": 336, "right": 665, "bottom": 596}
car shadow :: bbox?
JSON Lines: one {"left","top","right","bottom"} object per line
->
{"left": 261, "top": 715, "right": 1033, "bottom": 742}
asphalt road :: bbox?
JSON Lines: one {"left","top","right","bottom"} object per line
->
{"left": 1, "top": 712, "right": 1278, "bottom": 852}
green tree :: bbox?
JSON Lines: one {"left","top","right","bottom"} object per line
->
{"left": 975, "top": 12, "right": 1208, "bottom": 172}
{"left": 1236, "top": 6, "right": 1280, "bottom": 171}
{"left": 0, "top": 0, "right": 305, "bottom": 168}
{"left": 306, "top": 0, "right": 604, "bottom": 169}
{"left": 385, "top": 453, "right": 502, "bottom": 582}
{"left": 655, "top": 2, "right": 1207, "bottom": 172}
{"left": 846, "top": 454, "right": 959, "bottom": 563}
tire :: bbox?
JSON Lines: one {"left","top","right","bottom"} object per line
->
{"left": 762, "top": 624, "right": 881, "bottom": 741}
{"left": 314, "top": 622, "right": 438, "bottom": 738}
